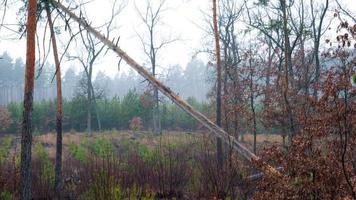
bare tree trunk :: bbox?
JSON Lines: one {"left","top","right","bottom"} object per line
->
{"left": 311, "top": 0, "right": 329, "bottom": 98}
{"left": 85, "top": 74, "right": 101, "bottom": 132}
{"left": 302, "top": 35, "right": 309, "bottom": 95}
{"left": 20, "top": 0, "right": 37, "bottom": 199}
{"left": 153, "top": 88, "right": 161, "bottom": 134}
{"left": 53, "top": 0, "right": 283, "bottom": 178}
{"left": 150, "top": 26, "right": 161, "bottom": 135}
{"left": 223, "top": 66, "right": 229, "bottom": 132}
{"left": 281, "top": 0, "right": 295, "bottom": 145}
{"left": 81, "top": 63, "right": 101, "bottom": 133}
{"left": 233, "top": 81, "right": 239, "bottom": 140}
{"left": 213, "top": 0, "right": 224, "bottom": 168}
{"left": 248, "top": 56, "right": 257, "bottom": 154}
{"left": 87, "top": 76, "right": 92, "bottom": 135}
{"left": 265, "top": 36, "right": 273, "bottom": 103}
{"left": 90, "top": 85, "right": 102, "bottom": 132}
{"left": 299, "top": 0, "right": 308, "bottom": 96}
{"left": 45, "top": 3, "right": 63, "bottom": 198}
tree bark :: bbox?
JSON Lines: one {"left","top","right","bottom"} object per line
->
{"left": 213, "top": 0, "right": 224, "bottom": 168}
{"left": 20, "top": 0, "right": 37, "bottom": 199}
{"left": 45, "top": 3, "right": 63, "bottom": 198}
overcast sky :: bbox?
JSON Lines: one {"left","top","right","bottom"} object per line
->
{"left": 0, "top": 0, "right": 355, "bottom": 78}
{"left": 0, "top": 0, "right": 210, "bottom": 78}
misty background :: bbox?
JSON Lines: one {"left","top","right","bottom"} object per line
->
{"left": 0, "top": 51, "right": 212, "bottom": 105}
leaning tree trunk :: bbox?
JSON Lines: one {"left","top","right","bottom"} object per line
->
{"left": 20, "top": 0, "right": 37, "bottom": 199}
{"left": 45, "top": 3, "right": 63, "bottom": 198}
{"left": 52, "top": 0, "right": 283, "bottom": 179}
{"left": 212, "top": 0, "right": 224, "bottom": 168}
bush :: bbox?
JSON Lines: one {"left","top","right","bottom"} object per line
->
{"left": 68, "top": 142, "right": 87, "bottom": 163}
{"left": 5, "top": 102, "right": 21, "bottom": 133}
{"left": 34, "top": 143, "right": 54, "bottom": 184}
{"left": 0, "top": 106, "right": 12, "bottom": 133}
{"left": 0, "top": 136, "right": 13, "bottom": 165}
{"left": 130, "top": 116, "right": 142, "bottom": 131}
{"left": 81, "top": 157, "right": 122, "bottom": 200}
{"left": 90, "top": 138, "right": 114, "bottom": 157}
{"left": 32, "top": 142, "right": 55, "bottom": 199}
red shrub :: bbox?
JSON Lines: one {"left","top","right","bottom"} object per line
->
{"left": 129, "top": 117, "right": 142, "bottom": 131}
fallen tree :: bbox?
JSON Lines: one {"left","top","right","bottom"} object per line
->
{"left": 51, "top": 0, "right": 282, "bottom": 178}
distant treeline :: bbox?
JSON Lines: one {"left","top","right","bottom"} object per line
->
{"left": 3, "top": 90, "right": 212, "bottom": 134}
{"left": 0, "top": 51, "right": 212, "bottom": 105}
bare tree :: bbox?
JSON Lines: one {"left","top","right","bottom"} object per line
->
{"left": 280, "top": 0, "right": 296, "bottom": 145}
{"left": 68, "top": 0, "right": 124, "bottom": 135}
{"left": 310, "top": 0, "right": 329, "bottom": 97}
{"left": 335, "top": 0, "right": 356, "bottom": 23}
{"left": 76, "top": 31, "right": 105, "bottom": 136}
{"left": 245, "top": 0, "right": 300, "bottom": 144}
{"left": 217, "top": 0, "right": 245, "bottom": 142}
{"left": 20, "top": 0, "right": 37, "bottom": 199}
{"left": 135, "top": 0, "right": 177, "bottom": 134}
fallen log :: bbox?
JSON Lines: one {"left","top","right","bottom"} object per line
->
{"left": 52, "top": 0, "right": 283, "bottom": 178}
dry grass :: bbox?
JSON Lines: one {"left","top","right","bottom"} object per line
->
{"left": 35, "top": 133, "right": 56, "bottom": 146}
{"left": 31, "top": 131, "right": 284, "bottom": 159}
